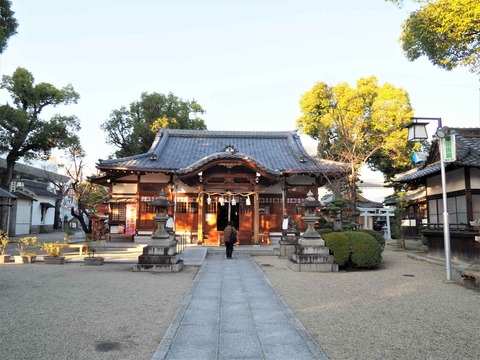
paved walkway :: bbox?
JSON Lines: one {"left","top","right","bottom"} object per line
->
{"left": 153, "top": 252, "right": 328, "bottom": 360}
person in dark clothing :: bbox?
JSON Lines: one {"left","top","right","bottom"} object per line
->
{"left": 223, "top": 220, "right": 237, "bottom": 259}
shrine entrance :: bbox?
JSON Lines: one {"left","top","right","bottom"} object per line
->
{"left": 217, "top": 202, "right": 239, "bottom": 230}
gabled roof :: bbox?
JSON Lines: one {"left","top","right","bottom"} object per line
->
{"left": 13, "top": 179, "right": 58, "bottom": 200}
{"left": 0, "top": 187, "right": 16, "bottom": 199}
{"left": 95, "top": 129, "right": 348, "bottom": 176}
{"left": 0, "top": 158, "right": 70, "bottom": 183}
{"left": 395, "top": 128, "right": 480, "bottom": 183}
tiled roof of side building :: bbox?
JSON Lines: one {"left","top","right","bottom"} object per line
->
{"left": 97, "top": 129, "right": 348, "bottom": 174}
{"left": 395, "top": 128, "right": 480, "bottom": 183}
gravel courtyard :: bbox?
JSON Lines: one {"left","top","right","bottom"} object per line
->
{"left": 255, "top": 249, "right": 480, "bottom": 360}
{"left": 1, "top": 246, "right": 479, "bottom": 360}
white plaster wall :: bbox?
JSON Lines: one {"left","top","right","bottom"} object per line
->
{"left": 470, "top": 168, "right": 480, "bottom": 189}
{"left": 31, "top": 196, "right": 55, "bottom": 226}
{"left": 427, "top": 168, "right": 465, "bottom": 195}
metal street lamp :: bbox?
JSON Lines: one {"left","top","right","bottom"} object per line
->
{"left": 406, "top": 117, "right": 453, "bottom": 282}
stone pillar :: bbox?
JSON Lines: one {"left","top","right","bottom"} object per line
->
{"left": 287, "top": 191, "right": 338, "bottom": 272}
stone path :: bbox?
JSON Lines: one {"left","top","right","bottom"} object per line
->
{"left": 153, "top": 252, "right": 328, "bottom": 360}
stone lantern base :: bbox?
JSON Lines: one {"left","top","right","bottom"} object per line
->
{"left": 133, "top": 239, "right": 184, "bottom": 272}
{"left": 287, "top": 242, "right": 338, "bottom": 272}
{"left": 287, "top": 230, "right": 338, "bottom": 272}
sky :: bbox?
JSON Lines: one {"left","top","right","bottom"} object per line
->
{"left": 1, "top": 0, "right": 479, "bottom": 179}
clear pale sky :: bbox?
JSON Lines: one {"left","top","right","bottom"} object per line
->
{"left": 1, "top": 0, "right": 479, "bottom": 175}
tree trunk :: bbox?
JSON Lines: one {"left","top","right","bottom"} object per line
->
{"left": 70, "top": 207, "right": 90, "bottom": 234}
{"left": 0, "top": 154, "right": 18, "bottom": 189}
{"left": 54, "top": 197, "right": 62, "bottom": 229}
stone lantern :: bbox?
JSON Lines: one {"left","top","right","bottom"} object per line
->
{"left": 149, "top": 189, "right": 171, "bottom": 239}
{"left": 287, "top": 190, "right": 337, "bottom": 272}
{"left": 298, "top": 190, "right": 324, "bottom": 244}
{"left": 134, "top": 189, "right": 183, "bottom": 272}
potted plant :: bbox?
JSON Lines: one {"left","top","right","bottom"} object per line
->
{"left": 41, "top": 242, "right": 65, "bottom": 265}
{"left": 0, "top": 230, "right": 11, "bottom": 264}
{"left": 84, "top": 233, "right": 104, "bottom": 265}
{"left": 14, "top": 236, "right": 39, "bottom": 263}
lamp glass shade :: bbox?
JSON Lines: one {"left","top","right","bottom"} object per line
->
{"left": 407, "top": 122, "right": 429, "bottom": 142}
{"left": 435, "top": 126, "right": 450, "bottom": 139}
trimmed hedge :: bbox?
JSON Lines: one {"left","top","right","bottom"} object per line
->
{"left": 343, "top": 231, "right": 382, "bottom": 269}
{"left": 359, "top": 229, "right": 385, "bottom": 252}
{"left": 323, "top": 232, "right": 351, "bottom": 266}
{"left": 323, "top": 231, "right": 382, "bottom": 269}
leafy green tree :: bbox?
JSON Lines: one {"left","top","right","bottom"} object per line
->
{"left": 0, "top": 0, "right": 18, "bottom": 54}
{"left": 101, "top": 91, "right": 207, "bottom": 158}
{"left": 296, "top": 76, "right": 415, "bottom": 209}
{"left": 388, "top": 0, "right": 480, "bottom": 74}
{"left": 0, "top": 67, "right": 80, "bottom": 188}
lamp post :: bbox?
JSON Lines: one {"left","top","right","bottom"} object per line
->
{"left": 406, "top": 117, "right": 453, "bottom": 282}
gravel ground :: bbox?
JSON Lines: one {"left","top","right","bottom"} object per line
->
{"left": 2, "top": 243, "right": 480, "bottom": 360}
{"left": 0, "top": 263, "right": 198, "bottom": 360}
{"left": 254, "top": 248, "right": 480, "bottom": 360}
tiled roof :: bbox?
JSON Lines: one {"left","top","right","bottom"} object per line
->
{"left": 395, "top": 128, "right": 480, "bottom": 182}
{"left": 0, "top": 187, "right": 16, "bottom": 199}
{"left": 96, "top": 129, "right": 347, "bottom": 175}
{"left": 16, "top": 179, "right": 57, "bottom": 198}
{"left": 0, "top": 158, "right": 70, "bottom": 183}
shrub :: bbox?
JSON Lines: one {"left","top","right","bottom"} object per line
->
{"left": 323, "top": 232, "right": 351, "bottom": 266}
{"left": 15, "top": 236, "right": 39, "bottom": 256}
{"left": 65, "top": 228, "right": 75, "bottom": 237}
{"left": 420, "top": 234, "right": 428, "bottom": 246}
{"left": 317, "top": 228, "right": 334, "bottom": 235}
{"left": 41, "top": 242, "right": 62, "bottom": 257}
{"left": 322, "top": 222, "right": 334, "bottom": 230}
{"left": 343, "top": 231, "right": 382, "bottom": 269}
{"left": 359, "top": 229, "right": 385, "bottom": 252}
{"left": 0, "top": 230, "right": 9, "bottom": 255}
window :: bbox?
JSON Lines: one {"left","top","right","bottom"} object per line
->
{"left": 206, "top": 201, "right": 217, "bottom": 214}
{"left": 111, "top": 203, "right": 126, "bottom": 222}
{"left": 473, "top": 195, "right": 480, "bottom": 221}
{"left": 176, "top": 196, "right": 198, "bottom": 214}
{"left": 140, "top": 196, "right": 156, "bottom": 214}
{"left": 428, "top": 195, "right": 467, "bottom": 229}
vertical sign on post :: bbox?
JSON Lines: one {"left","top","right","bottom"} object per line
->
{"left": 443, "top": 134, "right": 456, "bottom": 163}
{"left": 125, "top": 203, "right": 136, "bottom": 235}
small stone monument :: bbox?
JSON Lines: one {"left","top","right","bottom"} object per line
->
{"left": 134, "top": 189, "right": 183, "bottom": 272}
{"left": 287, "top": 190, "right": 338, "bottom": 272}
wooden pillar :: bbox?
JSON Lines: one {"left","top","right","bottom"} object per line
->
{"left": 136, "top": 173, "right": 141, "bottom": 235}
{"left": 198, "top": 184, "right": 204, "bottom": 244}
{"left": 253, "top": 185, "right": 260, "bottom": 244}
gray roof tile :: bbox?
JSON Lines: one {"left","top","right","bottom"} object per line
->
{"left": 97, "top": 129, "right": 347, "bottom": 175}
{"left": 395, "top": 128, "right": 480, "bottom": 182}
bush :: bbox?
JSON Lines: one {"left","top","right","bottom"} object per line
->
{"left": 359, "top": 229, "right": 385, "bottom": 252}
{"left": 41, "top": 242, "right": 62, "bottom": 257}
{"left": 343, "top": 231, "right": 382, "bottom": 269}
{"left": 317, "top": 228, "right": 334, "bottom": 235}
{"left": 323, "top": 232, "right": 351, "bottom": 266}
